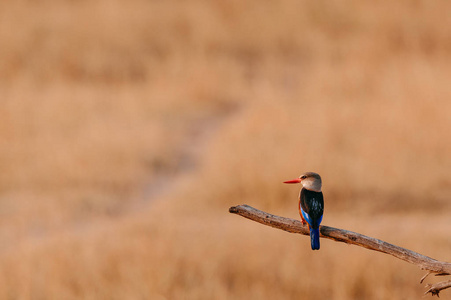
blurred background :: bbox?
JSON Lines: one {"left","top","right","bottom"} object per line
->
{"left": 0, "top": 0, "right": 450, "bottom": 299}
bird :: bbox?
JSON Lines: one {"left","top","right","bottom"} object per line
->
{"left": 284, "top": 172, "right": 324, "bottom": 250}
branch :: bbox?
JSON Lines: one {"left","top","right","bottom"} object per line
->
{"left": 229, "top": 204, "right": 451, "bottom": 297}
{"left": 425, "top": 280, "right": 451, "bottom": 297}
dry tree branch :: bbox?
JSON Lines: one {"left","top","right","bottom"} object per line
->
{"left": 425, "top": 280, "right": 451, "bottom": 297}
{"left": 229, "top": 204, "right": 451, "bottom": 297}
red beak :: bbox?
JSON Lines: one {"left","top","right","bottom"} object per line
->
{"left": 283, "top": 178, "right": 302, "bottom": 184}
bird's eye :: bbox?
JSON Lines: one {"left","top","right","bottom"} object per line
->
{"left": 300, "top": 175, "right": 307, "bottom": 179}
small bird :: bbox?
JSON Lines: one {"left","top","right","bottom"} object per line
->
{"left": 284, "top": 172, "right": 324, "bottom": 250}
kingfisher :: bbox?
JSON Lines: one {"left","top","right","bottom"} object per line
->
{"left": 284, "top": 172, "right": 324, "bottom": 250}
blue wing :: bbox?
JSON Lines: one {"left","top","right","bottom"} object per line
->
{"left": 300, "top": 207, "right": 323, "bottom": 228}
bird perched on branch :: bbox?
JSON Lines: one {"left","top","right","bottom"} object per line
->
{"left": 284, "top": 172, "right": 324, "bottom": 250}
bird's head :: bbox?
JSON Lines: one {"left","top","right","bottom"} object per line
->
{"left": 283, "top": 172, "right": 322, "bottom": 192}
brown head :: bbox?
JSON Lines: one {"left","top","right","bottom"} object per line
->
{"left": 283, "top": 172, "right": 322, "bottom": 192}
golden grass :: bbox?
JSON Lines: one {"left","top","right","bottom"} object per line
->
{"left": 0, "top": 0, "right": 450, "bottom": 299}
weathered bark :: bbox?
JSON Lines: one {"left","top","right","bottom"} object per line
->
{"left": 229, "top": 204, "right": 451, "bottom": 297}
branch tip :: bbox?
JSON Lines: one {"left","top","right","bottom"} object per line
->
{"left": 229, "top": 206, "right": 238, "bottom": 213}
{"left": 421, "top": 272, "right": 432, "bottom": 284}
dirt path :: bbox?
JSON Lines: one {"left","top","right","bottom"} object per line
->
{"left": 142, "top": 104, "right": 239, "bottom": 203}
{"left": 6, "top": 102, "right": 241, "bottom": 252}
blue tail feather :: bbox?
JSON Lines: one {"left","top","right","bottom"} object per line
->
{"left": 310, "top": 227, "right": 320, "bottom": 250}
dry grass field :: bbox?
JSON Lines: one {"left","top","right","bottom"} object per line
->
{"left": 0, "top": 0, "right": 450, "bottom": 299}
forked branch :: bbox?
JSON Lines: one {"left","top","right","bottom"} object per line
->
{"left": 229, "top": 204, "right": 451, "bottom": 297}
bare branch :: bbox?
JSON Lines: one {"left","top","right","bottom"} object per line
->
{"left": 425, "top": 280, "right": 451, "bottom": 297}
{"left": 421, "top": 272, "right": 432, "bottom": 284}
{"left": 229, "top": 204, "right": 451, "bottom": 296}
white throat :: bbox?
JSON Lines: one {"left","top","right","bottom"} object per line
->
{"left": 302, "top": 178, "right": 322, "bottom": 192}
